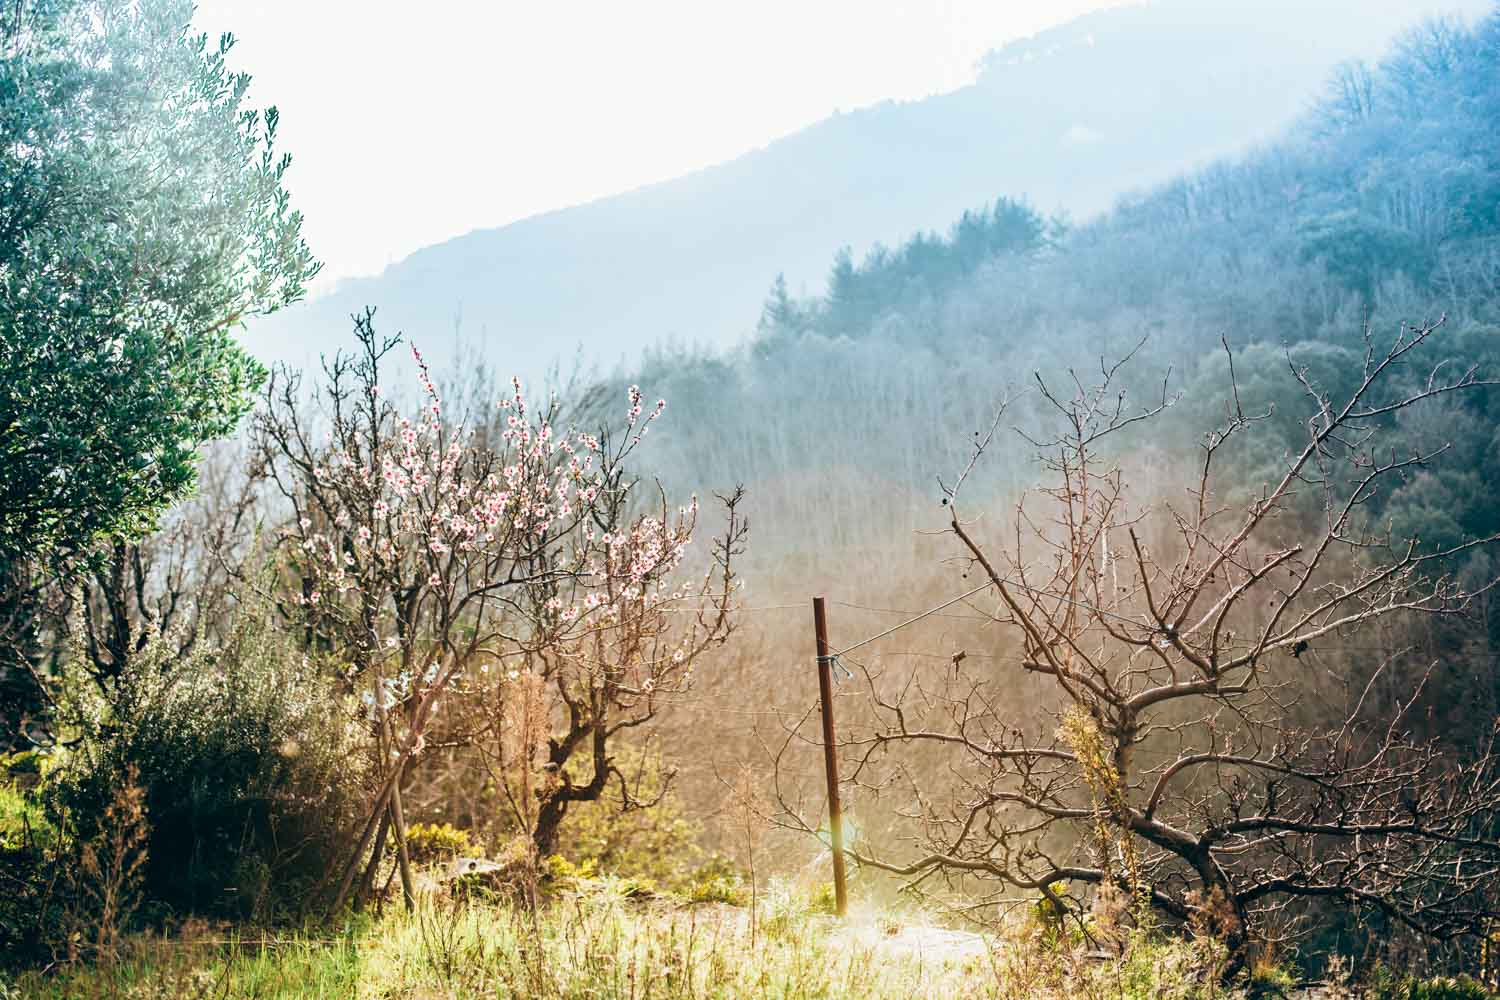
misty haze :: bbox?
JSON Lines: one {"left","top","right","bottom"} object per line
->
{"left": 5, "top": 2, "right": 1500, "bottom": 997}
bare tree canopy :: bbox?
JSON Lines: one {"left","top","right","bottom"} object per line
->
{"left": 771, "top": 320, "right": 1500, "bottom": 967}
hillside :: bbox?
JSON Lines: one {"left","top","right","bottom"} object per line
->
{"left": 243, "top": 0, "right": 1483, "bottom": 378}
{"left": 610, "top": 4, "right": 1500, "bottom": 585}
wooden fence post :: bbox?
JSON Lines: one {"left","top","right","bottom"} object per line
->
{"left": 813, "top": 596, "right": 848, "bottom": 917}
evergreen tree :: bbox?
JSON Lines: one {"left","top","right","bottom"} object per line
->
{"left": 0, "top": 0, "right": 318, "bottom": 568}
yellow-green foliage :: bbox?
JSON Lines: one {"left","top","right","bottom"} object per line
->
{"left": 557, "top": 743, "right": 701, "bottom": 885}
{"left": 686, "top": 876, "right": 746, "bottom": 906}
{"left": 1033, "top": 881, "right": 1072, "bottom": 947}
{"left": 542, "top": 853, "right": 597, "bottom": 884}
{"left": 808, "top": 880, "right": 840, "bottom": 915}
{"left": 403, "top": 822, "right": 476, "bottom": 864}
{"left": 541, "top": 851, "right": 688, "bottom": 903}
{"left": 0, "top": 776, "right": 64, "bottom": 965}
{"left": 0, "top": 779, "right": 51, "bottom": 852}
{"left": 684, "top": 857, "right": 747, "bottom": 911}
{"left": 0, "top": 753, "right": 50, "bottom": 852}
{"left": 599, "top": 873, "right": 660, "bottom": 900}
{"left": 1248, "top": 960, "right": 1298, "bottom": 996}
{"left": 1056, "top": 706, "right": 1149, "bottom": 918}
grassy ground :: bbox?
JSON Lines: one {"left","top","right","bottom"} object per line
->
{"left": 6, "top": 892, "right": 972, "bottom": 999}
{"left": 1, "top": 879, "right": 1240, "bottom": 1000}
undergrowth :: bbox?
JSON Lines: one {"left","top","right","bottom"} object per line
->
{"left": 0, "top": 881, "right": 1196, "bottom": 999}
{"left": 8, "top": 879, "right": 1498, "bottom": 998}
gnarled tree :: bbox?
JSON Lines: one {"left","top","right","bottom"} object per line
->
{"left": 786, "top": 321, "right": 1500, "bottom": 967}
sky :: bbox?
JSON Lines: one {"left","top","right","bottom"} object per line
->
{"left": 190, "top": 0, "right": 1138, "bottom": 288}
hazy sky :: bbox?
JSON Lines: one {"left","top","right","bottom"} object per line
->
{"left": 190, "top": 1, "right": 1137, "bottom": 287}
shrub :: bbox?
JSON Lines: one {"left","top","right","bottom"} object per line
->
{"left": 1246, "top": 958, "right": 1298, "bottom": 997}
{"left": 542, "top": 853, "right": 597, "bottom": 886}
{"left": 599, "top": 874, "right": 659, "bottom": 900}
{"left": 62, "top": 767, "right": 148, "bottom": 964}
{"left": 552, "top": 742, "right": 702, "bottom": 885}
{"left": 0, "top": 779, "right": 50, "bottom": 852}
{"left": 808, "top": 880, "right": 840, "bottom": 915}
{"left": 686, "top": 856, "right": 748, "bottom": 906}
{"left": 0, "top": 781, "right": 62, "bottom": 967}
{"left": 405, "top": 822, "right": 477, "bottom": 864}
{"left": 47, "top": 602, "right": 368, "bottom": 921}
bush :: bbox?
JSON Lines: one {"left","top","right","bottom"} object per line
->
{"left": 47, "top": 602, "right": 368, "bottom": 921}
{"left": 405, "top": 822, "right": 476, "bottom": 864}
{"left": 542, "top": 853, "right": 597, "bottom": 886}
{"left": 0, "top": 779, "right": 49, "bottom": 852}
{"left": 686, "top": 856, "right": 748, "bottom": 905}
{"left": 553, "top": 742, "right": 701, "bottom": 886}
{"left": 0, "top": 779, "right": 61, "bottom": 967}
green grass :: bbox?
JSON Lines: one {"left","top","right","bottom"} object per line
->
{"left": 3, "top": 890, "right": 981, "bottom": 999}
{"left": 1, "top": 878, "right": 1259, "bottom": 1000}
{"left": 9, "top": 864, "right": 1495, "bottom": 999}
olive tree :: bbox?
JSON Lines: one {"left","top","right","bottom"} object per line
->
{"left": 0, "top": 0, "right": 317, "bottom": 566}
{"left": 1, "top": 0, "right": 316, "bottom": 747}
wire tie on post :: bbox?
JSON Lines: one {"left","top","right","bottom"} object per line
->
{"left": 819, "top": 653, "right": 854, "bottom": 682}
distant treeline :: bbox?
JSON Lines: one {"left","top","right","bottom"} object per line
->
{"left": 759, "top": 196, "right": 1060, "bottom": 341}
{"left": 619, "top": 6, "right": 1500, "bottom": 578}
{"left": 610, "top": 19, "right": 1500, "bottom": 949}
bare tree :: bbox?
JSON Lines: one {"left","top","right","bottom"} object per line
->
{"left": 1317, "top": 60, "right": 1378, "bottom": 134}
{"left": 0, "top": 557, "right": 64, "bottom": 749}
{"left": 776, "top": 321, "right": 1500, "bottom": 968}
{"left": 73, "top": 441, "right": 267, "bottom": 687}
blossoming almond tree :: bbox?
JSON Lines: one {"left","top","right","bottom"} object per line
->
{"left": 461, "top": 469, "right": 747, "bottom": 859}
{"left": 257, "top": 312, "right": 744, "bottom": 909}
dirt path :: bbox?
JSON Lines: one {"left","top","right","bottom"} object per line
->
{"left": 827, "top": 919, "right": 991, "bottom": 963}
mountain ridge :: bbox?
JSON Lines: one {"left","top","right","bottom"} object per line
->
{"left": 247, "top": 0, "right": 1489, "bottom": 379}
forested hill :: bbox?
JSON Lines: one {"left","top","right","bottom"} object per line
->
{"left": 244, "top": 0, "right": 1477, "bottom": 378}
{"left": 622, "top": 7, "right": 1500, "bottom": 571}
